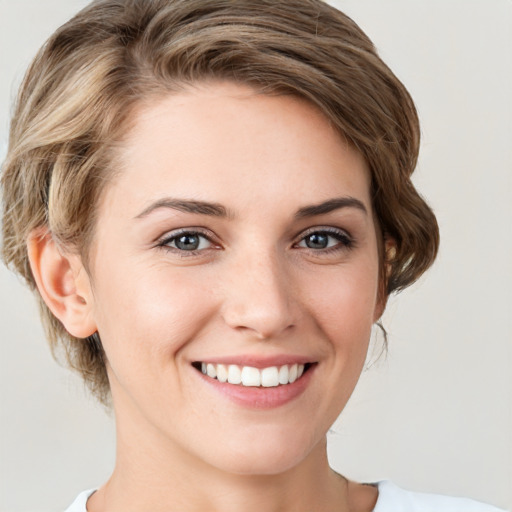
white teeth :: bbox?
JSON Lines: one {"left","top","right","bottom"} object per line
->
{"left": 289, "top": 364, "right": 298, "bottom": 383}
{"left": 278, "top": 365, "right": 289, "bottom": 384}
{"left": 216, "top": 364, "right": 228, "bottom": 383}
{"left": 206, "top": 363, "right": 217, "bottom": 379}
{"left": 227, "top": 364, "right": 242, "bottom": 384}
{"left": 199, "top": 362, "right": 309, "bottom": 387}
{"left": 261, "top": 367, "right": 279, "bottom": 387}
{"left": 241, "top": 366, "right": 261, "bottom": 387}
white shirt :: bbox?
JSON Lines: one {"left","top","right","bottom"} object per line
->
{"left": 373, "top": 481, "right": 505, "bottom": 511}
{"left": 64, "top": 481, "right": 506, "bottom": 511}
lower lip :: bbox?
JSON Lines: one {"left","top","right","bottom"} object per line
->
{"left": 196, "top": 365, "right": 316, "bottom": 409}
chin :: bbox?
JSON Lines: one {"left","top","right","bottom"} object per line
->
{"left": 201, "top": 426, "right": 322, "bottom": 477}
{"left": 219, "top": 451, "right": 312, "bottom": 477}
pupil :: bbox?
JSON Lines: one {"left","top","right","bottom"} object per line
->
{"left": 306, "top": 233, "right": 328, "bottom": 249}
{"left": 176, "top": 234, "right": 199, "bottom": 250}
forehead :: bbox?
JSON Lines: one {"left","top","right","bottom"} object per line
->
{"left": 105, "top": 82, "right": 372, "bottom": 217}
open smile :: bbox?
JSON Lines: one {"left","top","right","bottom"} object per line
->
{"left": 193, "top": 362, "right": 314, "bottom": 387}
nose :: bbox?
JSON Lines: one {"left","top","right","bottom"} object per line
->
{"left": 220, "top": 249, "right": 298, "bottom": 340}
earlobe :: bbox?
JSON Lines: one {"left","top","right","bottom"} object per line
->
{"left": 27, "top": 228, "right": 97, "bottom": 339}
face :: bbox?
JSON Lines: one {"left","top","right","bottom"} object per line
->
{"left": 86, "top": 82, "right": 383, "bottom": 476}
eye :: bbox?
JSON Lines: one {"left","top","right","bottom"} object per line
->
{"left": 296, "top": 228, "right": 353, "bottom": 251}
{"left": 159, "top": 230, "right": 214, "bottom": 252}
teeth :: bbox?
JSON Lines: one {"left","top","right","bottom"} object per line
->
{"left": 199, "top": 362, "right": 308, "bottom": 387}
{"left": 206, "top": 363, "right": 217, "bottom": 379}
{"left": 216, "top": 364, "right": 228, "bottom": 383}
{"left": 278, "top": 365, "right": 289, "bottom": 384}
{"left": 228, "top": 364, "right": 242, "bottom": 384}
{"left": 241, "top": 366, "right": 261, "bottom": 387}
{"left": 289, "top": 363, "right": 298, "bottom": 383}
{"left": 261, "top": 367, "right": 279, "bottom": 387}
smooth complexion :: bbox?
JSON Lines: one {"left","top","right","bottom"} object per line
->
{"left": 32, "top": 82, "right": 382, "bottom": 511}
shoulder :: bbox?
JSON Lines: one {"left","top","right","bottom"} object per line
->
{"left": 64, "top": 489, "right": 96, "bottom": 512}
{"left": 374, "top": 481, "right": 506, "bottom": 512}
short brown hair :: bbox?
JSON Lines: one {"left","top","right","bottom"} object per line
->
{"left": 1, "top": 0, "right": 439, "bottom": 404}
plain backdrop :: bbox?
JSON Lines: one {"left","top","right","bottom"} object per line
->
{"left": 0, "top": 1, "right": 511, "bottom": 511}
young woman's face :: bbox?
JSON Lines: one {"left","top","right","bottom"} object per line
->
{"left": 86, "top": 82, "right": 383, "bottom": 475}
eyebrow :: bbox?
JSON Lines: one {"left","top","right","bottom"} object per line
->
{"left": 134, "top": 196, "right": 367, "bottom": 221}
{"left": 294, "top": 197, "right": 368, "bottom": 219}
{"left": 135, "top": 198, "right": 230, "bottom": 219}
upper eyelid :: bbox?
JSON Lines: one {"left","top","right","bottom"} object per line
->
{"left": 157, "top": 227, "right": 215, "bottom": 242}
{"left": 294, "top": 225, "right": 352, "bottom": 240}
{"left": 155, "top": 228, "right": 220, "bottom": 251}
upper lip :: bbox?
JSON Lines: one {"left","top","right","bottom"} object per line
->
{"left": 191, "top": 354, "right": 315, "bottom": 369}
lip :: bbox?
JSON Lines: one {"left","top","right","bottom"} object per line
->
{"left": 193, "top": 359, "right": 317, "bottom": 409}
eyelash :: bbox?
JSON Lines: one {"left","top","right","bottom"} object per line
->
{"left": 293, "top": 227, "right": 354, "bottom": 254}
{"left": 156, "top": 228, "right": 218, "bottom": 256}
{"left": 156, "top": 227, "right": 354, "bottom": 256}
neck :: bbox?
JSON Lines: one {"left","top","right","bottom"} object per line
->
{"left": 89, "top": 424, "right": 349, "bottom": 512}
{"left": 86, "top": 377, "right": 366, "bottom": 512}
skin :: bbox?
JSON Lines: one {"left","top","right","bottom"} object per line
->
{"left": 30, "top": 82, "right": 382, "bottom": 511}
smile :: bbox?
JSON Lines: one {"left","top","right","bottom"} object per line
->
{"left": 194, "top": 362, "right": 311, "bottom": 387}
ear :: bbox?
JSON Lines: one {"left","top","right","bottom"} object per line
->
{"left": 373, "top": 237, "right": 397, "bottom": 322}
{"left": 27, "top": 228, "right": 97, "bottom": 339}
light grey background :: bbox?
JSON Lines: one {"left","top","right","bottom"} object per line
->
{"left": 1, "top": 1, "right": 511, "bottom": 511}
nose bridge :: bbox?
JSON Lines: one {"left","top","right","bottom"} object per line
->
{"left": 221, "top": 244, "right": 297, "bottom": 339}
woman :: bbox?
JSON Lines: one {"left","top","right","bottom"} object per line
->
{"left": 0, "top": 1, "right": 507, "bottom": 511}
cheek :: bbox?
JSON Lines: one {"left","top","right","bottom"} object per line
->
{"left": 302, "top": 261, "right": 379, "bottom": 352}
{"left": 90, "top": 259, "right": 216, "bottom": 370}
